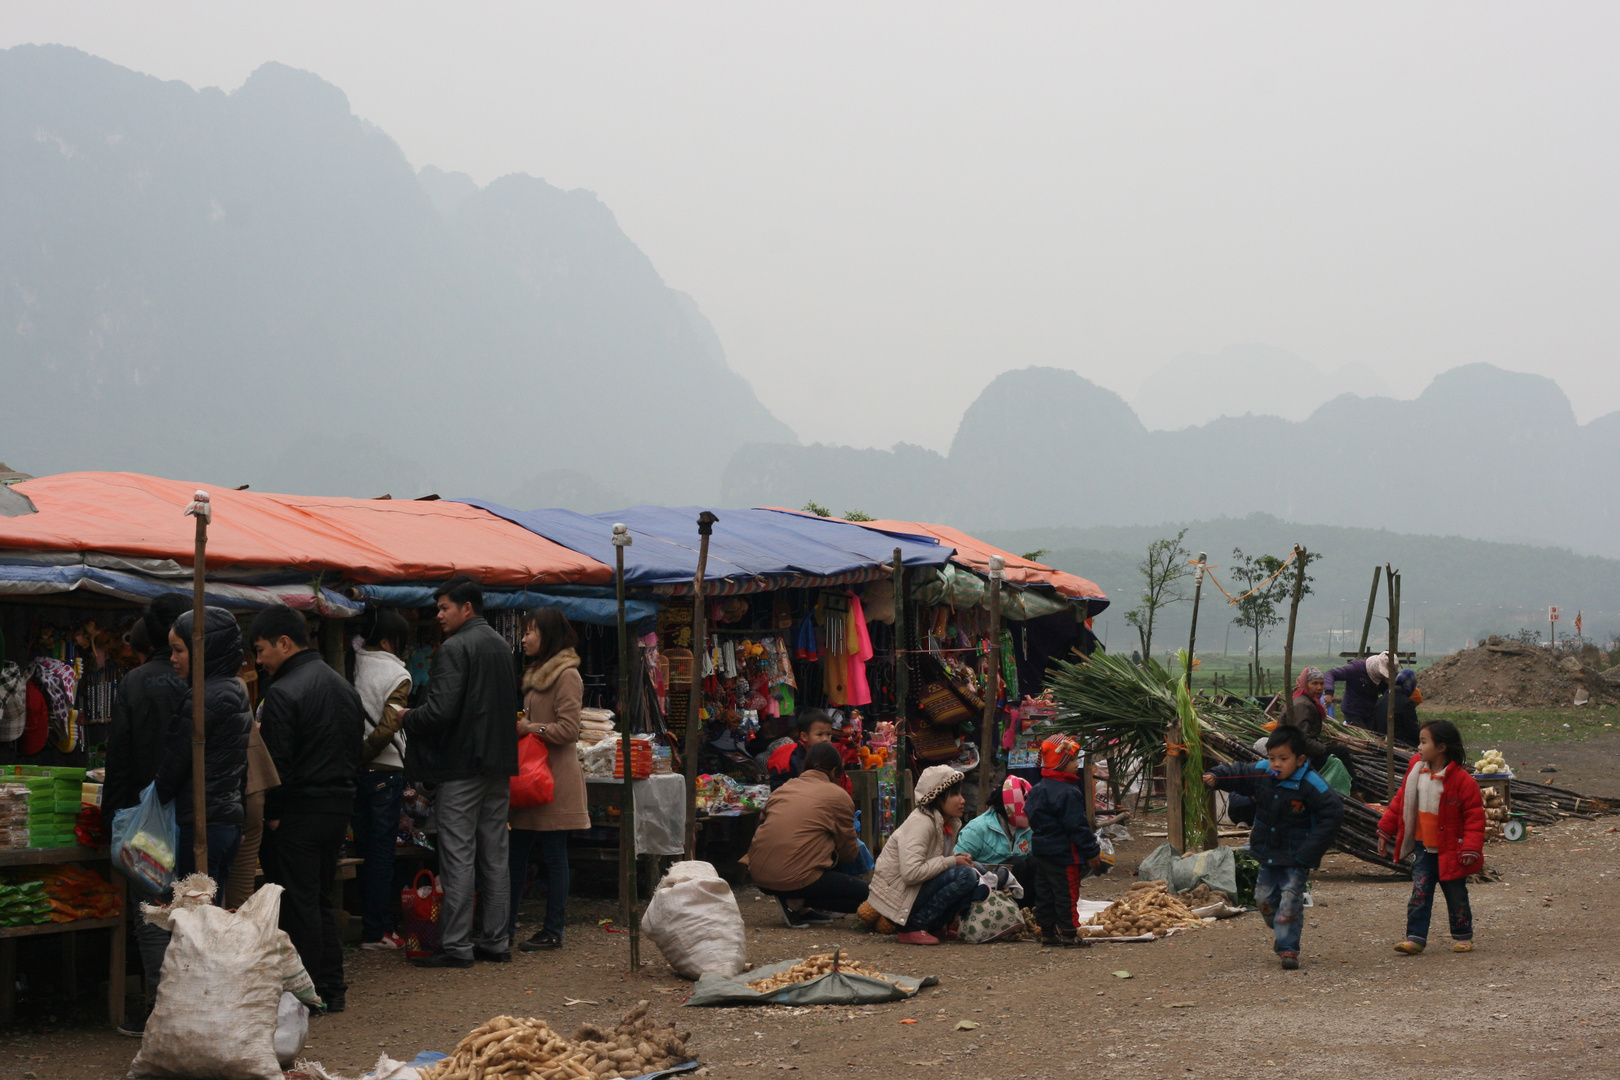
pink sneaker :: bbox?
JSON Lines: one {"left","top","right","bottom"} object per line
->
{"left": 896, "top": 930, "right": 940, "bottom": 946}
{"left": 362, "top": 931, "right": 406, "bottom": 951}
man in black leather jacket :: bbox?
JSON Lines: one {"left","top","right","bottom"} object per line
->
{"left": 403, "top": 576, "right": 519, "bottom": 967}
{"left": 251, "top": 605, "right": 364, "bottom": 1011}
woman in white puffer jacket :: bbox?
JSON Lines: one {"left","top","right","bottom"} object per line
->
{"left": 865, "top": 765, "right": 981, "bottom": 945}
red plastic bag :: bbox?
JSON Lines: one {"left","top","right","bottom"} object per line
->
{"left": 509, "top": 733, "right": 555, "bottom": 809}
{"left": 400, "top": 870, "right": 444, "bottom": 959}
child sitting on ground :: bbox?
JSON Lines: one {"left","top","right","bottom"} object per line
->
{"left": 767, "top": 710, "right": 834, "bottom": 790}
{"left": 1378, "top": 719, "right": 1484, "bottom": 955}
{"left": 1025, "top": 734, "right": 1103, "bottom": 948}
{"left": 1204, "top": 725, "right": 1344, "bottom": 969}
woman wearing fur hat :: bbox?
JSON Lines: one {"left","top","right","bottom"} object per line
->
{"left": 865, "top": 765, "right": 980, "bottom": 945}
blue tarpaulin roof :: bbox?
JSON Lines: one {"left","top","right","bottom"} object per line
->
{"left": 353, "top": 584, "right": 659, "bottom": 627}
{"left": 456, "top": 502, "right": 953, "bottom": 591}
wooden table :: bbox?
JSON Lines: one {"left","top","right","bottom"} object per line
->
{"left": 0, "top": 846, "right": 126, "bottom": 1026}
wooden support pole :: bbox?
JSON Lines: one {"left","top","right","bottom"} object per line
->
{"left": 185, "top": 491, "right": 211, "bottom": 879}
{"left": 683, "top": 512, "right": 717, "bottom": 860}
{"left": 978, "top": 555, "right": 1004, "bottom": 813}
{"left": 1182, "top": 553, "right": 1210, "bottom": 850}
{"left": 611, "top": 524, "right": 639, "bottom": 970}
{"left": 1358, "top": 566, "right": 1382, "bottom": 657}
{"left": 891, "top": 549, "right": 911, "bottom": 821}
{"left": 1385, "top": 567, "right": 1401, "bottom": 799}
{"left": 1281, "top": 545, "right": 1307, "bottom": 697}
{"left": 1185, "top": 553, "right": 1206, "bottom": 694}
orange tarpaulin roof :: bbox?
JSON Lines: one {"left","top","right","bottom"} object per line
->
{"left": 762, "top": 510, "right": 1107, "bottom": 604}
{"left": 0, "top": 473, "right": 612, "bottom": 587}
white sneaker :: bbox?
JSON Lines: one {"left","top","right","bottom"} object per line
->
{"left": 361, "top": 930, "right": 406, "bottom": 951}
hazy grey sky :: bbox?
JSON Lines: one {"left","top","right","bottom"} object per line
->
{"left": 7, "top": 3, "right": 1617, "bottom": 450}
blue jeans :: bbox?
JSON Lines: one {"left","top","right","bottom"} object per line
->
{"left": 1256, "top": 864, "right": 1310, "bottom": 956}
{"left": 353, "top": 770, "right": 405, "bottom": 942}
{"left": 1406, "top": 849, "right": 1473, "bottom": 943}
{"left": 509, "top": 829, "right": 571, "bottom": 941}
{"left": 904, "top": 864, "right": 979, "bottom": 933}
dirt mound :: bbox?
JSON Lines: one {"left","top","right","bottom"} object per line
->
{"left": 1418, "top": 638, "right": 1618, "bottom": 708}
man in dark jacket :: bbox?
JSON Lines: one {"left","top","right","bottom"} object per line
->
{"left": 105, "top": 594, "right": 191, "bottom": 819}
{"left": 403, "top": 576, "right": 519, "bottom": 967}
{"left": 1205, "top": 725, "right": 1344, "bottom": 969}
{"left": 250, "top": 605, "right": 364, "bottom": 1011}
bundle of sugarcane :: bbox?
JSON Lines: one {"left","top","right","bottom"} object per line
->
{"left": 1046, "top": 652, "right": 1269, "bottom": 775}
{"left": 1046, "top": 650, "right": 1184, "bottom": 776}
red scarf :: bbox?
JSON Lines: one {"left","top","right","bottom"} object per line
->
{"left": 1040, "top": 768, "right": 1079, "bottom": 783}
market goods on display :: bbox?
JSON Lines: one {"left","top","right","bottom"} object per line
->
{"left": 1084, "top": 881, "right": 1206, "bottom": 938}
{"left": 1474, "top": 749, "right": 1509, "bottom": 774}
{"left": 745, "top": 950, "right": 901, "bottom": 994}
{"left": 1482, "top": 786, "right": 1511, "bottom": 841}
{"left": 419, "top": 1002, "right": 690, "bottom": 1080}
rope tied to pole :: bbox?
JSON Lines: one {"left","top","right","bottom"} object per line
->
{"left": 1187, "top": 548, "right": 1298, "bottom": 608}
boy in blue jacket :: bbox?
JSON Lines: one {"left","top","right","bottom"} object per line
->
{"left": 1204, "top": 725, "right": 1344, "bottom": 969}
{"left": 1025, "top": 734, "right": 1104, "bottom": 947}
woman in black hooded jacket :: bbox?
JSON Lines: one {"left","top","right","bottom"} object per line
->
{"left": 155, "top": 606, "right": 252, "bottom": 892}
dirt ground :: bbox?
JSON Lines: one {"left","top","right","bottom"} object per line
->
{"left": 1419, "top": 643, "right": 1616, "bottom": 709}
{"left": 3, "top": 806, "right": 1618, "bottom": 1080}
{"left": 1489, "top": 732, "right": 1620, "bottom": 796}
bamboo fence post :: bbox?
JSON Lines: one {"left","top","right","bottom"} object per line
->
{"left": 183, "top": 491, "right": 211, "bottom": 878}
{"left": 611, "top": 524, "right": 639, "bottom": 968}
{"left": 978, "top": 555, "right": 1004, "bottom": 813}
{"left": 683, "top": 512, "right": 717, "bottom": 860}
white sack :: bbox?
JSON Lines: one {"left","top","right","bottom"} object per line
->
{"left": 130, "top": 882, "right": 285, "bottom": 1080}
{"left": 641, "top": 860, "right": 747, "bottom": 980}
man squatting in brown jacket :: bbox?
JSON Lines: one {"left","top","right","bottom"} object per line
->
{"left": 741, "top": 742, "right": 870, "bottom": 928}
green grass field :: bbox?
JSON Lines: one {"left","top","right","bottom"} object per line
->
{"left": 1147, "top": 652, "right": 1619, "bottom": 745}
{"left": 1418, "top": 706, "right": 1620, "bottom": 745}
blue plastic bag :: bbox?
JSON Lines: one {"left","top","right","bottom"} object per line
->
{"left": 837, "top": 840, "right": 875, "bottom": 876}
{"left": 111, "top": 781, "right": 178, "bottom": 894}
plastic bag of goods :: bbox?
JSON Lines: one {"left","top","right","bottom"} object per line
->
{"left": 110, "top": 781, "right": 178, "bottom": 894}
{"left": 130, "top": 883, "right": 287, "bottom": 1080}
{"left": 641, "top": 860, "right": 747, "bottom": 980}
{"left": 273, "top": 991, "right": 309, "bottom": 1069}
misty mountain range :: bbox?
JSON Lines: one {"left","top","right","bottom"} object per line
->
{"left": 1127, "top": 344, "right": 1392, "bottom": 431}
{"left": 0, "top": 45, "right": 790, "bottom": 504}
{"left": 5, "top": 45, "right": 1618, "bottom": 571}
{"left": 725, "top": 362, "right": 1620, "bottom": 557}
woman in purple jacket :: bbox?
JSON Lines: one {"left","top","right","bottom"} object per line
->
{"left": 1324, "top": 652, "right": 1394, "bottom": 730}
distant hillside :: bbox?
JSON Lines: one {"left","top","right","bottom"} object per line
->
{"left": 724, "top": 363, "right": 1620, "bottom": 556}
{"left": 0, "top": 45, "right": 793, "bottom": 502}
{"left": 981, "top": 514, "right": 1620, "bottom": 656}
{"left": 1128, "top": 344, "right": 1392, "bottom": 430}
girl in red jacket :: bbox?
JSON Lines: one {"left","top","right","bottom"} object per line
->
{"left": 1377, "top": 719, "right": 1485, "bottom": 954}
